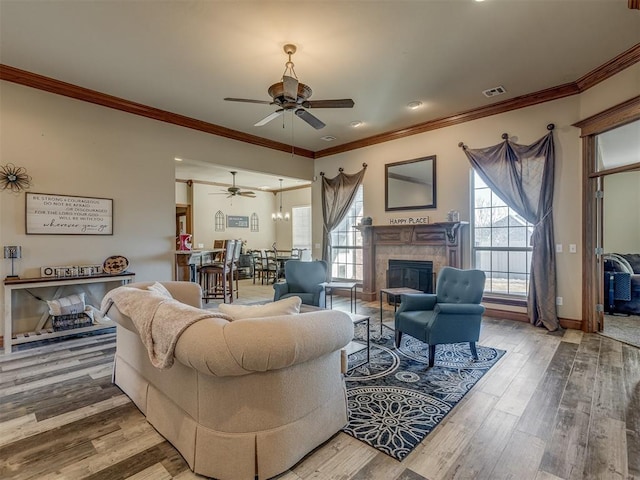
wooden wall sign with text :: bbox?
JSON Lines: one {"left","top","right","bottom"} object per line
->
{"left": 26, "top": 193, "right": 113, "bottom": 235}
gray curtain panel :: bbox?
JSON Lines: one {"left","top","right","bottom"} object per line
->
{"left": 321, "top": 166, "right": 367, "bottom": 274}
{"left": 463, "top": 131, "right": 559, "bottom": 331}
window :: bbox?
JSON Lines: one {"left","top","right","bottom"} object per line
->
{"left": 215, "top": 210, "right": 225, "bottom": 232}
{"left": 250, "top": 212, "right": 259, "bottom": 232}
{"left": 292, "top": 206, "right": 311, "bottom": 252}
{"left": 330, "top": 186, "right": 364, "bottom": 281}
{"left": 472, "top": 171, "right": 533, "bottom": 296}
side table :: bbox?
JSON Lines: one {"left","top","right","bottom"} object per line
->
{"left": 379, "top": 287, "right": 422, "bottom": 335}
{"left": 345, "top": 313, "right": 370, "bottom": 372}
{"left": 325, "top": 281, "right": 358, "bottom": 313}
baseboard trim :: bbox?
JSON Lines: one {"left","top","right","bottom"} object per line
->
{"left": 484, "top": 309, "right": 584, "bottom": 331}
{"left": 484, "top": 308, "right": 529, "bottom": 323}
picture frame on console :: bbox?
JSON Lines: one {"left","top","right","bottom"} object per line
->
{"left": 385, "top": 155, "right": 436, "bottom": 211}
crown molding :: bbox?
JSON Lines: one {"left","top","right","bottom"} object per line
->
{"left": 2, "top": 42, "right": 639, "bottom": 159}
{"left": 0, "top": 64, "right": 315, "bottom": 159}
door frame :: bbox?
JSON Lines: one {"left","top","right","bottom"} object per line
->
{"left": 575, "top": 95, "right": 640, "bottom": 332}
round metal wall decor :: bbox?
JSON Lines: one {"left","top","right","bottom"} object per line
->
{"left": 0, "top": 163, "right": 32, "bottom": 192}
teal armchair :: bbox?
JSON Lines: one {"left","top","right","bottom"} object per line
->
{"left": 394, "top": 267, "right": 486, "bottom": 367}
{"left": 273, "top": 260, "right": 328, "bottom": 307}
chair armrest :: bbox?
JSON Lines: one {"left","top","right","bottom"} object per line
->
{"left": 273, "top": 282, "right": 290, "bottom": 300}
{"left": 435, "top": 303, "right": 486, "bottom": 316}
{"left": 396, "top": 293, "right": 437, "bottom": 313}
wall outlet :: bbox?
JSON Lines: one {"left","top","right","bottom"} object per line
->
{"left": 315, "top": 243, "right": 321, "bottom": 249}
{"left": 569, "top": 244, "right": 577, "bottom": 253}
{"left": 555, "top": 244, "right": 563, "bottom": 253}
{"left": 197, "top": 243, "right": 204, "bottom": 249}
{"left": 556, "top": 296, "right": 563, "bottom": 306}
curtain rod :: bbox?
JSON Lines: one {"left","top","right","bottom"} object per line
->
{"left": 458, "top": 123, "right": 555, "bottom": 150}
{"left": 319, "top": 163, "right": 367, "bottom": 177}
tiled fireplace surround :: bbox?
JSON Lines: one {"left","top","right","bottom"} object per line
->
{"left": 356, "top": 222, "right": 467, "bottom": 301}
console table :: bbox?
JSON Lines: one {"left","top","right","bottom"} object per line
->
{"left": 3, "top": 272, "right": 135, "bottom": 354}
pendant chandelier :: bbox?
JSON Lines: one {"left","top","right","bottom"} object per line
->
{"left": 272, "top": 178, "right": 290, "bottom": 221}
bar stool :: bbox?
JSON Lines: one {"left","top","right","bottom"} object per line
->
{"left": 200, "top": 239, "right": 235, "bottom": 303}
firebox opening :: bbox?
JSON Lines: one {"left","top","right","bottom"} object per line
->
{"left": 386, "top": 259, "right": 434, "bottom": 304}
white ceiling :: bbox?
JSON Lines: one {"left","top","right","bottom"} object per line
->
{"left": 1, "top": 0, "right": 639, "bottom": 189}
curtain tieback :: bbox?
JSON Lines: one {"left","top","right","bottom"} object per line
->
{"left": 534, "top": 208, "right": 552, "bottom": 229}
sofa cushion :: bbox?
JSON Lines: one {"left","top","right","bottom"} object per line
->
{"left": 218, "top": 296, "right": 302, "bottom": 321}
{"left": 620, "top": 253, "right": 640, "bottom": 274}
{"left": 147, "top": 281, "right": 173, "bottom": 298}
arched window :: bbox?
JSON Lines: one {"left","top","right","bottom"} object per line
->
{"left": 250, "top": 212, "right": 259, "bottom": 232}
{"left": 215, "top": 210, "right": 225, "bottom": 232}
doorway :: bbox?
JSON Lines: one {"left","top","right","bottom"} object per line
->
{"left": 600, "top": 170, "right": 640, "bottom": 346}
{"left": 176, "top": 203, "right": 192, "bottom": 244}
{"left": 577, "top": 99, "right": 640, "bottom": 334}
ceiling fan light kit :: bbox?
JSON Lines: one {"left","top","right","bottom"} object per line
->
{"left": 225, "top": 44, "right": 355, "bottom": 130}
{"left": 211, "top": 171, "right": 256, "bottom": 198}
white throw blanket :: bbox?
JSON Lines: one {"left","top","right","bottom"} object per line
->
{"left": 103, "top": 286, "right": 231, "bottom": 369}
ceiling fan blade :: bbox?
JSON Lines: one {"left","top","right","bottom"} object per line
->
{"left": 238, "top": 191, "right": 256, "bottom": 198}
{"left": 282, "top": 75, "right": 299, "bottom": 101}
{"left": 302, "top": 99, "right": 355, "bottom": 109}
{"left": 224, "top": 97, "right": 272, "bottom": 105}
{"left": 295, "top": 108, "right": 326, "bottom": 130}
{"left": 254, "top": 109, "right": 284, "bottom": 127}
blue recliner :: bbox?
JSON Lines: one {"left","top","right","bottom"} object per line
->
{"left": 273, "top": 260, "right": 328, "bottom": 307}
{"left": 394, "top": 267, "right": 486, "bottom": 367}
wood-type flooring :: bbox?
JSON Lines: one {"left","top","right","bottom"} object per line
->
{"left": 1, "top": 279, "right": 639, "bottom": 479}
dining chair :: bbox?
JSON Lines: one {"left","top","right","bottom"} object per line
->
{"left": 262, "top": 249, "right": 281, "bottom": 284}
{"left": 250, "top": 250, "right": 264, "bottom": 284}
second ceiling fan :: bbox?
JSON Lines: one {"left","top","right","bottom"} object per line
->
{"left": 224, "top": 44, "right": 355, "bottom": 130}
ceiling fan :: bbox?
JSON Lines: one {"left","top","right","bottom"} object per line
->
{"left": 224, "top": 44, "right": 355, "bottom": 130}
{"left": 212, "top": 171, "right": 256, "bottom": 198}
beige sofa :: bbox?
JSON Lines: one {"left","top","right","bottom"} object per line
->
{"left": 103, "top": 281, "right": 354, "bottom": 480}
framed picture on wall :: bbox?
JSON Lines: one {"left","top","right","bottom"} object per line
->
{"left": 26, "top": 192, "right": 113, "bottom": 235}
{"left": 385, "top": 156, "right": 437, "bottom": 211}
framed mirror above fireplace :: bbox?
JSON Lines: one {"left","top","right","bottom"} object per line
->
{"left": 385, "top": 155, "right": 436, "bottom": 211}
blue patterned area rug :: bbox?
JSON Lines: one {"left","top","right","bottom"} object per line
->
{"left": 343, "top": 325, "right": 505, "bottom": 461}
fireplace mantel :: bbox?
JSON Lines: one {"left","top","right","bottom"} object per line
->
{"left": 356, "top": 222, "right": 468, "bottom": 301}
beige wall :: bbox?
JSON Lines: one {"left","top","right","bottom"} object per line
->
{"left": 0, "top": 81, "right": 313, "bottom": 337}
{"left": 312, "top": 65, "right": 639, "bottom": 323}
{"left": 604, "top": 171, "right": 640, "bottom": 254}
{"left": 175, "top": 182, "right": 311, "bottom": 252}
{"left": 190, "top": 182, "right": 277, "bottom": 251}
{"left": 275, "top": 187, "right": 312, "bottom": 251}
{"left": 1, "top": 63, "right": 638, "bottom": 336}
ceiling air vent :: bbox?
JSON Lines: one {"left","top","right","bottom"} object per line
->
{"left": 482, "top": 85, "right": 507, "bottom": 98}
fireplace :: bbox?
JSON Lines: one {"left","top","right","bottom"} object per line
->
{"left": 356, "top": 222, "right": 467, "bottom": 301}
{"left": 386, "top": 259, "right": 433, "bottom": 303}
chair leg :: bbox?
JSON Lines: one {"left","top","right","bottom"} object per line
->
{"left": 394, "top": 330, "right": 402, "bottom": 348}
{"left": 428, "top": 344, "right": 436, "bottom": 367}
{"left": 469, "top": 342, "right": 478, "bottom": 360}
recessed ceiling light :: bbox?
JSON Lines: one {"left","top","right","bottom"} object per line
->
{"left": 407, "top": 101, "right": 423, "bottom": 110}
{"left": 350, "top": 121, "right": 363, "bottom": 128}
{"left": 321, "top": 135, "right": 337, "bottom": 142}
{"left": 174, "top": 157, "right": 183, "bottom": 162}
